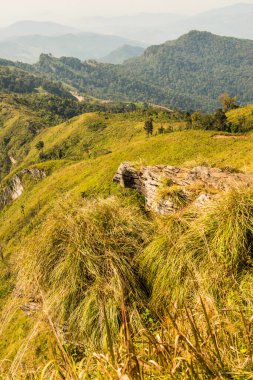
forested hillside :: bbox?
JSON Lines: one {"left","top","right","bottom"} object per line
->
{"left": 33, "top": 31, "right": 253, "bottom": 111}
{"left": 0, "top": 58, "right": 74, "bottom": 97}
{"left": 1, "top": 31, "right": 252, "bottom": 111}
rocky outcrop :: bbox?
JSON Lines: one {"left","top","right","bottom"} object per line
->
{"left": 113, "top": 162, "right": 253, "bottom": 214}
{"left": 0, "top": 168, "right": 46, "bottom": 210}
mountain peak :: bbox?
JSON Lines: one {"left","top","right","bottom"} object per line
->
{"left": 0, "top": 20, "right": 80, "bottom": 38}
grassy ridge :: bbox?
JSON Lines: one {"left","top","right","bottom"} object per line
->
{"left": 1, "top": 107, "right": 253, "bottom": 377}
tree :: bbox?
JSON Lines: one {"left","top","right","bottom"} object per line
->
{"left": 144, "top": 118, "right": 153, "bottom": 136}
{"left": 191, "top": 112, "right": 206, "bottom": 129}
{"left": 213, "top": 109, "right": 228, "bottom": 131}
{"left": 158, "top": 125, "right": 165, "bottom": 134}
{"left": 218, "top": 92, "right": 238, "bottom": 112}
{"left": 36, "top": 140, "right": 44, "bottom": 151}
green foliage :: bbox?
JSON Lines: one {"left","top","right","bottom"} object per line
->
{"left": 36, "top": 141, "right": 44, "bottom": 151}
{"left": 0, "top": 66, "right": 73, "bottom": 98}
{"left": 190, "top": 108, "right": 229, "bottom": 131}
{"left": 219, "top": 92, "right": 238, "bottom": 112}
{"left": 227, "top": 104, "right": 253, "bottom": 132}
{"left": 144, "top": 118, "right": 153, "bottom": 136}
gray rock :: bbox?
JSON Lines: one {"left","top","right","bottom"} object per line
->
{"left": 0, "top": 167, "right": 46, "bottom": 210}
{"left": 113, "top": 162, "right": 253, "bottom": 214}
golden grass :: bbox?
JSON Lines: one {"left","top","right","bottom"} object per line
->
{"left": 1, "top": 108, "right": 253, "bottom": 377}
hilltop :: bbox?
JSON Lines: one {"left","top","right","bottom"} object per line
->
{"left": 0, "top": 3, "right": 252, "bottom": 64}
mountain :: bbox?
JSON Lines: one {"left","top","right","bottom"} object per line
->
{"left": 185, "top": 3, "right": 253, "bottom": 40}
{"left": 0, "top": 20, "right": 80, "bottom": 39}
{"left": 100, "top": 44, "right": 145, "bottom": 64}
{"left": 0, "top": 30, "right": 252, "bottom": 111}
{"left": 33, "top": 31, "right": 253, "bottom": 111}
{"left": 77, "top": 3, "right": 253, "bottom": 43}
{"left": 122, "top": 30, "right": 253, "bottom": 108}
{"left": 0, "top": 32, "right": 145, "bottom": 63}
{"left": 78, "top": 12, "right": 187, "bottom": 44}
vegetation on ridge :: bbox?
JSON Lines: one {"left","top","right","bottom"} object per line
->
{"left": 0, "top": 78, "right": 253, "bottom": 377}
{"left": 33, "top": 31, "right": 253, "bottom": 111}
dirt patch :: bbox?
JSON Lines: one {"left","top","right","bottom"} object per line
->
{"left": 212, "top": 134, "right": 247, "bottom": 139}
{"left": 71, "top": 92, "right": 85, "bottom": 102}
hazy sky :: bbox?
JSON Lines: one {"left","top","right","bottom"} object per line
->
{"left": 0, "top": 0, "right": 253, "bottom": 25}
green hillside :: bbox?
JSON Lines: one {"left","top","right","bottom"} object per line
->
{"left": 0, "top": 93, "right": 88, "bottom": 180}
{"left": 32, "top": 31, "right": 253, "bottom": 111}
{"left": 1, "top": 97, "right": 253, "bottom": 378}
{"left": 124, "top": 31, "right": 253, "bottom": 108}
{"left": 0, "top": 61, "right": 74, "bottom": 98}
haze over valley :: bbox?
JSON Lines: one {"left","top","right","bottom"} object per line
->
{"left": 0, "top": 3, "right": 252, "bottom": 63}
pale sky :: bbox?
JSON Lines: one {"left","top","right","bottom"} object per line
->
{"left": 0, "top": 0, "right": 252, "bottom": 25}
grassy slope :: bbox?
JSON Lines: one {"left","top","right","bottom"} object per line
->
{"left": 2, "top": 109, "right": 253, "bottom": 246}
{"left": 227, "top": 103, "right": 253, "bottom": 131}
{"left": 1, "top": 106, "right": 253, "bottom": 373}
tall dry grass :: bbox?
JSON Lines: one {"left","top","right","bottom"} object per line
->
{"left": 7, "top": 189, "right": 253, "bottom": 378}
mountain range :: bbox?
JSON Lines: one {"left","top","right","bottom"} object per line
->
{"left": 0, "top": 20, "right": 80, "bottom": 39}
{"left": 78, "top": 3, "right": 253, "bottom": 43}
{"left": 34, "top": 31, "right": 253, "bottom": 111}
{"left": 0, "top": 4, "right": 252, "bottom": 63}
{"left": 1, "top": 30, "right": 252, "bottom": 112}
{"left": 1, "top": 6, "right": 253, "bottom": 375}
{"left": 0, "top": 31, "right": 145, "bottom": 63}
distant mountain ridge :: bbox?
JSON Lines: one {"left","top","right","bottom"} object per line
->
{"left": 0, "top": 31, "right": 145, "bottom": 63}
{"left": 100, "top": 45, "right": 145, "bottom": 64}
{"left": 77, "top": 3, "right": 253, "bottom": 43}
{"left": 0, "top": 20, "right": 80, "bottom": 39}
{"left": 0, "top": 4, "right": 252, "bottom": 63}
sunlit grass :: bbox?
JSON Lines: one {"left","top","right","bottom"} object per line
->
{"left": 2, "top": 109, "right": 253, "bottom": 377}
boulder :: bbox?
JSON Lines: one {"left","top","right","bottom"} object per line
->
{"left": 113, "top": 162, "right": 253, "bottom": 214}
